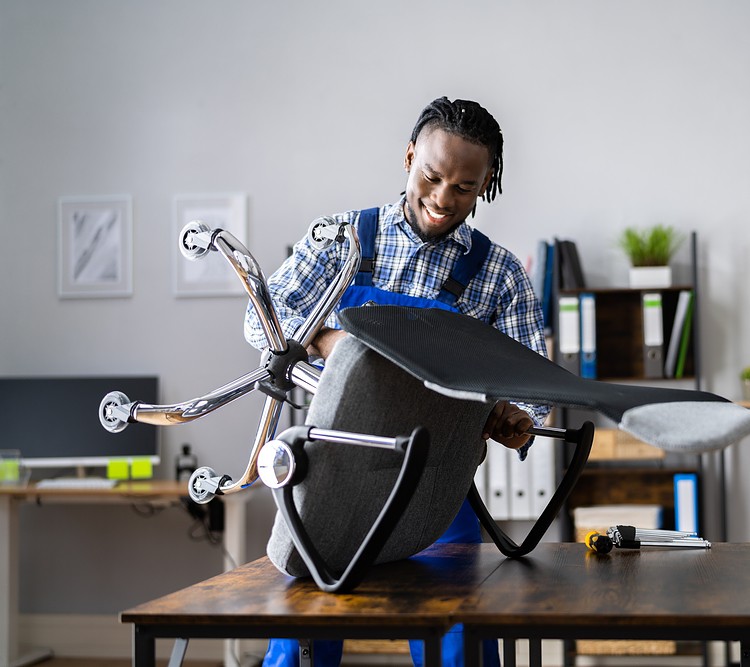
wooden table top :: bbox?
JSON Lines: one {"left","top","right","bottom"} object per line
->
{"left": 121, "top": 542, "right": 505, "bottom": 631}
{"left": 0, "top": 479, "right": 189, "bottom": 499}
{"left": 122, "top": 542, "right": 750, "bottom": 637}
{"left": 457, "top": 542, "right": 750, "bottom": 634}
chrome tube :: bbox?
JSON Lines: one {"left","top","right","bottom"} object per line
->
{"left": 289, "top": 360, "right": 321, "bottom": 395}
{"left": 293, "top": 225, "right": 361, "bottom": 350}
{"left": 219, "top": 393, "right": 284, "bottom": 493}
{"left": 212, "top": 230, "right": 288, "bottom": 354}
{"left": 308, "top": 428, "right": 400, "bottom": 450}
{"left": 528, "top": 425, "right": 569, "bottom": 439}
{"left": 131, "top": 367, "right": 271, "bottom": 426}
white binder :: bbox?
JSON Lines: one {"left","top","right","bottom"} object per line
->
{"left": 487, "top": 444, "right": 510, "bottom": 520}
{"left": 529, "top": 436, "right": 557, "bottom": 517}
{"left": 558, "top": 295, "right": 581, "bottom": 374}
{"left": 579, "top": 292, "right": 597, "bottom": 379}
{"left": 508, "top": 449, "right": 533, "bottom": 520}
{"left": 642, "top": 292, "right": 664, "bottom": 378}
{"left": 674, "top": 473, "right": 699, "bottom": 533}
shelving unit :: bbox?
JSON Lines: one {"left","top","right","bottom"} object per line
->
{"left": 552, "top": 232, "right": 702, "bottom": 524}
{"left": 555, "top": 280, "right": 702, "bottom": 534}
{"left": 551, "top": 232, "right": 711, "bottom": 666}
{"left": 563, "top": 285, "right": 696, "bottom": 381}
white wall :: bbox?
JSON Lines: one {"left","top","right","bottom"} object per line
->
{"left": 2, "top": 0, "right": 750, "bottom": 617}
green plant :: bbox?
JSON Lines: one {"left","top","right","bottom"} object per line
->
{"left": 618, "top": 225, "right": 685, "bottom": 267}
{"left": 740, "top": 367, "right": 750, "bottom": 381}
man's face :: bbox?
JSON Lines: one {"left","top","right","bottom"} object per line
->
{"left": 403, "top": 127, "right": 493, "bottom": 241}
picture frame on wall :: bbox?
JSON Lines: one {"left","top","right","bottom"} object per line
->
{"left": 173, "top": 193, "right": 248, "bottom": 297}
{"left": 58, "top": 195, "right": 133, "bottom": 298}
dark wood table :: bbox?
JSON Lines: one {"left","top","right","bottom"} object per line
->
{"left": 121, "top": 542, "right": 506, "bottom": 667}
{"left": 459, "top": 542, "right": 750, "bottom": 666}
{"left": 121, "top": 542, "right": 750, "bottom": 667}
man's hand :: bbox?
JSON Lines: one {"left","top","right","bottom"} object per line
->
{"left": 308, "top": 327, "right": 347, "bottom": 360}
{"left": 482, "top": 401, "right": 534, "bottom": 450}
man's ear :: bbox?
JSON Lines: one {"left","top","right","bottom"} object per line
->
{"left": 479, "top": 167, "right": 494, "bottom": 198}
{"left": 404, "top": 141, "right": 416, "bottom": 172}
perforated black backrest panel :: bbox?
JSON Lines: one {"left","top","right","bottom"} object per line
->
{"left": 339, "top": 305, "right": 727, "bottom": 424}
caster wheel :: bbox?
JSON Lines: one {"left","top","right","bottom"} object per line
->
{"left": 179, "top": 221, "right": 211, "bottom": 260}
{"left": 99, "top": 391, "right": 130, "bottom": 433}
{"left": 307, "top": 217, "right": 338, "bottom": 250}
{"left": 189, "top": 466, "right": 217, "bottom": 504}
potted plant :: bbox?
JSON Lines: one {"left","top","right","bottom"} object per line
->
{"left": 618, "top": 225, "right": 685, "bottom": 288}
{"left": 741, "top": 367, "right": 750, "bottom": 402}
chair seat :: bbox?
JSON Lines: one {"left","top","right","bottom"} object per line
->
{"left": 267, "top": 335, "right": 492, "bottom": 578}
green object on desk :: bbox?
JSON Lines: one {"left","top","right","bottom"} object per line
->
{"left": 0, "top": 459, "right": 20, "bottom": 483}
{"left": 107, "top": 459, "right": 130, "bottom": 480}
{"left": 131, "top": 458, "right": 153, "bottom": 480}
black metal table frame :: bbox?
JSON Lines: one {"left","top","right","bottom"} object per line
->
{"left": 463, "top": 625, "right": 750, "bottom": 667}
{"left": 131, "top": 621, "right": 446, "bottom": 667}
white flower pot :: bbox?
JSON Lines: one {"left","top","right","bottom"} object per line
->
{"left": 628, "top": 266, "right": 672, "bottom": 289}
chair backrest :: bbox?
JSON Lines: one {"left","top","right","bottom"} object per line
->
{"left": 266, "top": 335, "right": 493, "bottom": 577}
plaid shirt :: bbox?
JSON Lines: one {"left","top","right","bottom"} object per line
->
{"left": 245, "top": 198, "right": 551, "bottom": 428}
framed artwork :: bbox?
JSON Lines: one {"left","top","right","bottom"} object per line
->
{"left": 58, "top": 195, "right": 133, "bottom": 298}
{"left": 173, "top": 193, "right": 248, "bottom": 297}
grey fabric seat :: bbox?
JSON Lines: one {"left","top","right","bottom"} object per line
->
{"left": 267, "top": 335, "right": 493, "bottom": 578}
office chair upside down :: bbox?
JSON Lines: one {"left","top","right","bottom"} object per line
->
{"left": 98, "top": 217, "right": 750, "bottom": 592}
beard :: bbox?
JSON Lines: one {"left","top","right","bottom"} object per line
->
{"left": 404, "top": 200, "right": 463, "bottom": 243}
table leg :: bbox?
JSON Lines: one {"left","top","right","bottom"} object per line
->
{"left": 133, "top": 625, "right": 156, "bottom": 667}
{"left": 529, "top": 638, "right": 542, "bottom": 667}
{"left": 423, "top": 634, "right": 442, "bottom": 667}
{"left": 223, "top": 495, "right": 248, "bottom": 667}
{"left": 167, "top": 638, "right": 189, "bottom": 667}
{"left": 0, "top": 495, "right": 19, "bottom": 667}
{"left": 462, "top": 628, "right": 481, "bottom": 666}
{"left": 741, "top": 640, "right": 750, "bottom": 667}
{"left": 298, "top": 639, "right": 312, "bottom": 666}
{"left": 503, "top": 638, "right": 517, "bottom": 667}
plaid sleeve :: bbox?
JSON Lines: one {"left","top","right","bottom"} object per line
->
{"left": 243, "top": 228, "right": 349, "bottom": 350}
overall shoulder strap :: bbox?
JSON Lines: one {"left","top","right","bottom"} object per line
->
{"left": 437, "top": 229, "right": 492, "bottom": 306}
{"left": 354, "top": 207, "right": 379, "bottom": 287}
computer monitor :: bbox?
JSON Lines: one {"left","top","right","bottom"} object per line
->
{"left": 0, "top": 376, "right": 159, "bottom": 469}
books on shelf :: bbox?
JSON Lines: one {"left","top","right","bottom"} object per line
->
{"left": 641, "top": 292, "right": 664, "bottom": 378}
{"left": 674, "top": 292, "right": 694, "bottom": 379}
{"left": 530, "top": 240, "right": 555, "bottom": 334}
{"left": 664, "top": 290, "right": 693, "bottom": 378}
{"left": 674, "top": 472, "right": 699, "bottom": 533}
{"left": 557, "top": 295, "right": 581, "bottom": 374}
{"left": 476, "top": 436, "right": 556, "bottom": 521}
{"left": 556, "top": 238, "right": 586, "bottom": 290}
{"left": 579, "top": 292, "right": 597, "bottom": 379}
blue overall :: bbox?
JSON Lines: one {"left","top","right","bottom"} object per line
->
{"left": 263, "top": 209, "right": 500, "bottom": 667}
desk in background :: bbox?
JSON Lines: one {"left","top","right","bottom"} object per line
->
{"left": 0, "top": 480, "right": 251, "bottom": 667}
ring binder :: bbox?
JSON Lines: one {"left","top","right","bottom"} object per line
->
{"left": 641, "top": 292, "right": 664, "bottom": 378}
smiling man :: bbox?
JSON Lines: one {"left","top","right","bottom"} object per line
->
{"left": 245, "top": 97, "right": 550, "bottom": 667}
{"left": 404, "top": 121, "right": 495, "bottom": 240}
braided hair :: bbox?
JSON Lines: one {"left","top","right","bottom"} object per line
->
{"left": 410, "top": 97, "right": 504, "bottom": 204}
